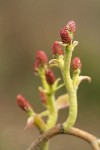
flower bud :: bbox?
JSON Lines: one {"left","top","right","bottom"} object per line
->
{"left": 33, "top": 50, "right": 48, "bottom": 73}
{"left": 16, "top": 94, "right": 33, "bottom": 112}
{"left": 60, "top": 27, "right": 71, "bottom": 44}
{"left": 52, "top": 41, "right": 63, "bottom": 55}
{"left": 66, "top": 20, "right": 76, "bottom": 33}
{"left": 71, "top": 57, "right": 82, "bottom": 70}
{"left": 36, "top": 50, "right": 48, "bottom": 65}
{"left": 45, "top": 69, "right": 55, "bottom": 85}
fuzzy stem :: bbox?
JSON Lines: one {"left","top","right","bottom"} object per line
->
{"left": 72, "top": 69, "right": 80, "bottom": 89}
{"left": 39, "top": 68, "right": 58, "bottom": 130}
{"left": 39, "top": 68, "right": 49, "bottom": 90}
{"left": 61, "top": 45, "right": 77, "bottom": 131}
{"left": 46, "top": 91, "right": 58, "bottom": 129}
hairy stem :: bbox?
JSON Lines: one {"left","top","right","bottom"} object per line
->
{"left": 46, "top": 92, "right": 58, "bottom": 129}
{"left": 39, "top": 68, "right": 49, "bottom": 90}
{"left": 61, "top": 45, "right": 77, "bottom": 131}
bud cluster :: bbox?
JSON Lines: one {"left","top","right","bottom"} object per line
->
{"left": 60, "top": 20, "right": 76, "bottom": 44}
{"left": 16, "top": 20, "right": 85, "bottom": 139}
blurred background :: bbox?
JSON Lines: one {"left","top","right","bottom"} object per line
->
{"left": 0, "top": 0, "right": 100, "bottom": 150}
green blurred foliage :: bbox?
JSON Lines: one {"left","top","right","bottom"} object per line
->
{"left": 0, "top": 0, "right": 100, "bottom": 150}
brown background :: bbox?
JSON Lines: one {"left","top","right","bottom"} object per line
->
{"left": 0, "top": 0, "right": 100, "bottom": 150}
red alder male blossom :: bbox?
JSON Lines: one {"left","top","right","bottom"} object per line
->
{"left": 16, "top": 94, "right": 33, "bottom": 112}
{"left": 45, "top": 69, "right": 56, "bottom": 85}
{"left": 71, "top": 57, "right": 82, "bottom": 70}
{"left": 33, "top": 50, "right": 48, "bottom": 73}
{"left": 52, "top": 41, "right": 63, "bottom": 55}
{"left": 60, "top": 27, "right": 71, "bottom": 44}
{"left": 66, "top": 20, "right": 76, "bottom": 33}
{"left": 36, "top": 50, "right": 48, "bottom": 65}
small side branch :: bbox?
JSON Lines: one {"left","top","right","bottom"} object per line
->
{"left": 27, "top": 124, "right": 100, "bottom": 150}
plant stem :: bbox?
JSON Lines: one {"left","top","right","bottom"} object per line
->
{"left": 72, "top": 69, "right": 80, "bottom": 89}
{"left": 34, "top": 115, "right": 47, "bottom": 133}
{"left": 46, "top": 92, "right": 58, "bottom": 129}
{"left": 27, "top": 124, "right": 100, "bottom": 150}
{"left": 61, "top": 45, "right": 78, "bottom": 131}
{"left": 39, "top": 110, "right": 49, "bottom": 117}
{"left": 39, "top": 68, "right": 49, "bottom": 90}
{"left": 41, "top": 141, "right": 49, "bottom": 150}
{"left": 39, "top": 68, "right": 58, "bottom": 130}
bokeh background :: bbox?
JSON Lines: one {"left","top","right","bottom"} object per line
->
{"left": 0, "top": 0, "right": 100, "bottom": 150}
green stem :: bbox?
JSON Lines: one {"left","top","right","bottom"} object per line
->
{"left": 39, "top": 68, "right": 58, "bottom": 130}
{"left": 39, "top": 68, "right": 49, "bottom": 90}
{"left": 55, "top": 83, "right": 65, "bottom": 91}
{"left": 28, "top": 110, "right": 47, "bottom": 133}
{"left": 34, "top": 115, "right": 47, "bottom": 133}
{"left": 72, "top": 70, "right": 80, "bottom": 89}
{"left": 61, "top": 45, "right": 78, "bottom": 131}
{"left": 40, "top": 141, "right": 49, "bottom": 150}
{"left": 39, "top": 110, "right": 49, "bottom": 117}
{"left": 46, "top": 91, "right": 58, "bottom": 129}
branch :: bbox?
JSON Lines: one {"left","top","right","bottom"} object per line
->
{"left": 27, "top": 124, "right": 100, "bottom": 150}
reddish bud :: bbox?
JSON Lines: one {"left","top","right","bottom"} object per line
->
{"left": 39, "top": 91, "right": 47, "bottom": 105}
{"left": 60, "top": 27, "right": 71, "bottom": 44}
{"left": 45, "top": 69, "right": 56, "bottom": 85}
{"left": 71, "top": 57, "right": 82, "bottom": 70}
{"left": 16, "top": 94, "right": 32, "bottom": 112}
{"left": 52, "top": 41, "right": 63, "bottom": 55}
{"left": 36, "top": 50, "right": 48, "bottom": 65}
{"left": 66, "top": 20, "right": 76, "bottom": 33}
{"left": 33, "top": 51, "right": 48, "bottom": 73}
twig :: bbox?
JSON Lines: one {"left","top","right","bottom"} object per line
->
{"left": 27, "top": 124, "right": 100, "bottom": 150}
